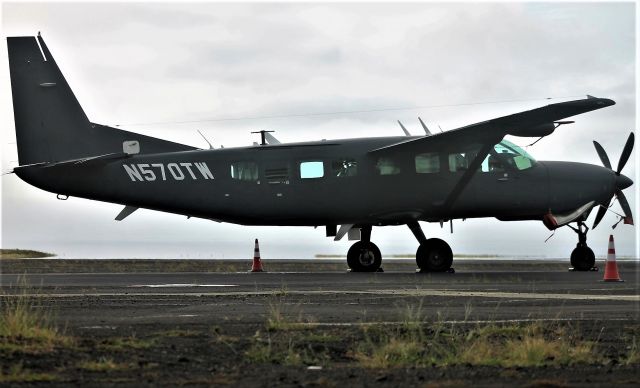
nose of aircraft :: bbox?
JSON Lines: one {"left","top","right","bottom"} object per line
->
{"left": 616, "top": 174, "right": 633, "bottom": 190}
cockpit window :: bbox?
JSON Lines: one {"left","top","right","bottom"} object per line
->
{"left": 492, "top": 140, "right": 536, "bottom": 171}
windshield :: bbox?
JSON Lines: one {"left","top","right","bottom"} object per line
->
{"left": 492, "top": 139, "right": 536, "bottom": 171}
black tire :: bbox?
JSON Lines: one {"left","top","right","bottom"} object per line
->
{"left": 416, "top": 238, "right": 453, "bottom": 272}
{"left": 570, "top": 246, "right": 595, "bottom": 271}
{"left": 347, "top": 241, "right": 382, "bottom": 272}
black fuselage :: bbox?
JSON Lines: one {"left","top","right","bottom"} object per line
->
{"left": 15, "top": 135, "right": 616, "bottom": 227}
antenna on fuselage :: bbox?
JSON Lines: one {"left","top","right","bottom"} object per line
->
{"left": 251, "top": 130, "right": 280, "bottom": 145}
{"left": 197, "top": 130, "right": 214, "bottom": 149}
{"left": 418, "top": 117, "right": 431, "bottom": 135}
{"left": 397, "top": 120, "right": 411, "bottom": 136}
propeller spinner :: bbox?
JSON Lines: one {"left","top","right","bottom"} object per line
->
{"left": 592, "top": 132, "right": 635, "bottom": 229}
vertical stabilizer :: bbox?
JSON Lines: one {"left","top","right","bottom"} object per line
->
{"left": 7, "top": 34, "right": 195, "bottom": 166}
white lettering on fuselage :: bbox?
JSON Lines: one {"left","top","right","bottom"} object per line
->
{"left": 123, "top": 162, "right": 214, "bottom": 182}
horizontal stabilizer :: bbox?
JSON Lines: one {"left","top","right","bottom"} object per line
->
{"left": 115, "top": 206, "right": 139, "bottom": 221}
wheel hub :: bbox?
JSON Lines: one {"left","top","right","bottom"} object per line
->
{"left": 358, "top": 249, "right": 375, "bottom": 266}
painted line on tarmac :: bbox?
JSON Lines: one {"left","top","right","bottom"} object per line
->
{"left": 3, "top": 289, "right": 639, "bottom": 301}
{"left": 295, "top": 317, "right": 638, "bottom": 327}
{"left": 373, "top": 289, "right": 640, "bottom": 301}
{"left": 129, "top": 284, "right": 239, "bottom": 288}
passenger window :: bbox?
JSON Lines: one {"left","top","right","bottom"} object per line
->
{"left": 376, "top": 157, "right": 401, "bottom": 175}
{"left": 448, "top": 153, "right": 470, "bottom": 172}
{"left": 300, "top": 161, "right": 324, "bottom": 179}
{"left": 230, "top": 161, "right": 259, "bottom": 181}
{"left": 332, "top": 158, "right": 358, "bottom": 177}
{"left": 415, "top": 153, "right": 440, "bottom": 174}
{"left": 265, "top": 166, "right": 290, "bottom": 184}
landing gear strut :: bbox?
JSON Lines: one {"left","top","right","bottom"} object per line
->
{"left": 568, "top": 221, "right": 596, "bottom": 271}
{"left": 409, "top": 221, "right": 454, "bottom": 272}
{"left": 347, "top": 226, "right": 382, "bottom": 272}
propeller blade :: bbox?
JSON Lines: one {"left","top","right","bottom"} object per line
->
{"left": 616, "top": 189, "right": 634, "bottom": 224}
{"left": 616, "top": 132, "right": 635, "bottom": 174}
{"left": 593, "top": 141, "right": 612, "bottom": 170}
{"left": 592, "top": 204, "right": 609, "bottom": 229}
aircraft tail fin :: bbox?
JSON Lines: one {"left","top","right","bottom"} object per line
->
{"left": 7, "top": 34, "right": 195, "bottom": 166}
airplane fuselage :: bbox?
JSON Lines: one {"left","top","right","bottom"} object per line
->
{"left": 15, "top": 135, "right": 616, "bottom": 227}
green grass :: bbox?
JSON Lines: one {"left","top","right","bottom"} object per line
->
{"left": 97, "top": 335, "right": 157, "bottom": 351}
{"left": 0, "top": 362, "right": 56, "bottom": 383}
{"left": 265, "top": 298, "right": 315, "bottom": 331}
{"left": 153, "top": 329, "right": 199, "bottom": 338}
{"left": 78, "top": 357, "right": 131, "bottom": 372}
{"left": 0, "top": 282, "right": 73, "bottom": 353}
{"left": 355, "top": 320, "right": 601, "bottom": 368}
{"left": 0, "top": 249, "right": 55, "bottom": 259}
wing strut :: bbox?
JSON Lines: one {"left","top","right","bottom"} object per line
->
{"left": 441, "top": 141, "right": 497, "bottom": 211}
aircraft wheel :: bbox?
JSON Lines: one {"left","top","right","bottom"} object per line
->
{"left": 570, "top": 246, "right": 595, "bottom": 271}
{"left": 416, "top": 238, "right": 453, "bottom": 272}
{"left": 347, "top": 241, "right": 382, "bottom": 272}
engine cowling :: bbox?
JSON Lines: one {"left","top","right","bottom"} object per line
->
{"left": 510, "top": 122, "right": 556, "bottom": 137}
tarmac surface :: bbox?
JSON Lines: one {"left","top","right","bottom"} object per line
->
{"left": 2, "top": 260, "right": 638, "bottom": 327}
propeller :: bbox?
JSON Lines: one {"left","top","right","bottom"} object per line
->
{"left": 592, "top": 132, "right": 635, "bottom": 229}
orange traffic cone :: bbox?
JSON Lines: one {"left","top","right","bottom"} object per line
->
{"left": 602, "top": 235, "right": 623, "bottom": 282}
{"left": 250, "top": 239, "right": 265, "bottom": 272}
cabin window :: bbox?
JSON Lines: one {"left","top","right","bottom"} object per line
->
{"left": 230, "top": 161, "right": 259, "bottom": 181}
{"left": 415, "top": 153, "right": 440, "bottom": 174}
{"left": 332, "top": 158, "right": 358, "bottom": 177}
{"left": 299, "top": 161, "right": 324, "bottom": 179}
{"left": 376, "top": 157, "right": 401, "bottom": 175}
{"left": 448, "top": 153, "right": 471, "bottom": 172}
{"left": 265, "top": 166, "right": 290, "bottom": 184}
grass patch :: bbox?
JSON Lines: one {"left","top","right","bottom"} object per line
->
{"left": 266, "top": 298, "right": 315, "bottom": 331}
{"left": 153, "top": 329, "right": 199, "bottom": 338}
{"left": 0, "top": 362, "right": 56, "bottom": 383}
{"left": 78, "top": 357, "right": 131, "bottom": 372}
{"left": 0, "top": 280, "right": 73, "bottom": 353}
{"left": 0, "top": 249, "right": 55, "bottom": 259}
{"left": 245, "top": 333, "right": 323, "bottom": 366}
{"left": 97, "top": 335, "right": 157, "bottom": 351}
{"left": 623, "top": 336, "right": 640, "bottom": 365}
{"left": 355, "top": 320, "right": 601, "bottom": 368}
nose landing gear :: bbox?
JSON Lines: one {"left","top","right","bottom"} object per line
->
{"left": 346, "top": 226, "right": 382, "bottom": 272}
{"left": 568, "top": 221, "right": 597, "bottom": 271}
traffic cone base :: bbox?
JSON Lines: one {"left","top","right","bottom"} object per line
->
{"left": 250, "top": 238, "right": 265, "bottom": 272}
{"left": 601, "top": 235, "right": 623, "bottom": 282}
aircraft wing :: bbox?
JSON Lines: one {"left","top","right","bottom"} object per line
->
{"left": 370, "top": 96, "right": 615, "bottom": 212}
{"left": 370, "top": 96, "right": 615, "bottom": 154}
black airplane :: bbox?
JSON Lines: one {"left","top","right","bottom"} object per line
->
{"left": 6, "top": 34, "right": 635, "bottom": 272}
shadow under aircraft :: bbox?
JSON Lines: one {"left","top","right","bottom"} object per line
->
{"left": 6, "top": 34, "right": 635, "bottom": 272}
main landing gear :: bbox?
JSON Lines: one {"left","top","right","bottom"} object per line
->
{"left": 409, "top": 221, "right": 453, "bottom": 272}
{"left": 567, "top": 221, "right": 596, "bottom": 271}
{"left": 346, "top": 222, "right": 454, "bottom": 273}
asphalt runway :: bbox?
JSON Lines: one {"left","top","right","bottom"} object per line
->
{"left": 2, "top": 260, "right": 638, "bottom": 328}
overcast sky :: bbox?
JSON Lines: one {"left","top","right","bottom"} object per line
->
{"left": 0, "top": 2, "right": 637, "bottom": 259}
